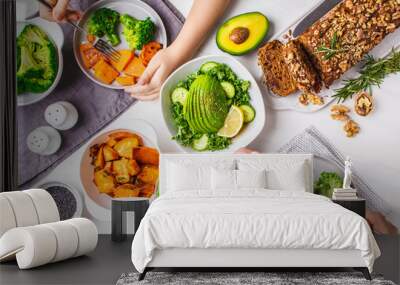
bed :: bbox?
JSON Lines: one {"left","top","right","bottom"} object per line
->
{"left": 131, "top": 154, "right": 380, "bottom": 280}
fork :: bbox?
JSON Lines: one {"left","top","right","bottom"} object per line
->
{"left": 37, "top": 0, "right": 120, "bottom": 62}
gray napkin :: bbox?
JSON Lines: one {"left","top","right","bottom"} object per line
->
{"left": 278, "top": 126, "right": 390, "bottom": 215}
{"left": 18, "top": 0, "right": 184, "bottom": 187}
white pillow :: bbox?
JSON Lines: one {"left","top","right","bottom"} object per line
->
{"left": 237, "top": 159, "right": 309, "bottom": 191}
{"left": 236, "top": 169, "right": 267, "bottom": 189}
{"left": 166, "top": 159, "right": 235, "bottom": 191}
{"left": 211, "top": 168, "right": 236, "bottom": 190}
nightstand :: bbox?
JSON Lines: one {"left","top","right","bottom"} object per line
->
{"left": 111, "top": 198, "right": 150, "bottom": 242}
{"left": 332, "top": 198, "right": 366, "bottom": 218}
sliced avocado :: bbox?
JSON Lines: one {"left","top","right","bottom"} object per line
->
{"left": 216, "top": 12, "right": 269, "bottom": 55}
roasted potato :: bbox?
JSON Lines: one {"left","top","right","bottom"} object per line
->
{"left": 137, "top": 165, "right": 159, "bottom": 185}
{"left": 139, "top": 184, "right": 155, "bottom": 198}
{"left": 104, "top": 161, "right": 113, "bottom": 173}
{"left": 103, "top": 145, "right": 119, "bottom": 161}
{"left": 93, "top": 145, "right": 105, "bottom": 170}
{"left": 114, "top": 137, "right": 141, "bottom": 159}
{"left": 109, "top": 132, "right": 143, "bottom": 144}
{"left": 132, "top": 147, "right": 159, "bottom": 166}
{"left": 93, "top": 169, "right": 115, "bottom": 194}
{"left": 113, "top": 184, "right": 140, "bottom": 198}
{"left": 112, "top": 158, "right": 141, "bottom": 184}
{"left": 106, "top": 137, "right": 118, "bottom": 147}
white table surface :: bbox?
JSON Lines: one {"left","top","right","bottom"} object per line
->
{"left": 34, "top": 0, "right": 400, "bottom": 233}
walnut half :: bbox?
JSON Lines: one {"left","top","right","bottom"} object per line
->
{"left": 343, "top": 119, "right": 360, "bottom": 137}
{"left": 355, "top": 91, "right": 373, "bottom": 116}
{"left": 330, "top": 104, "right": 350, "bottom": 121}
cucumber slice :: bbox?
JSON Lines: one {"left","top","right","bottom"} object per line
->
{"left": 239, "top": 105, "right": 256, "bottom": 123}
{"left": 200, "top": 61, "right": 219, "bottom": 73}
{"left": 171, "top": 87, "right": 189, "bottom": 105}
{"left": 193, "top": 134, "right": 209, "bottom": 151}
{"left": 220, "top": 81, "right": 235, "bottom": 98}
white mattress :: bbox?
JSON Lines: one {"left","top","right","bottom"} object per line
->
{"left": 131, "top": 190, "right": 380, "bottom": 272}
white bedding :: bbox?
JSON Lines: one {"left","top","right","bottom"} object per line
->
{"left": 131, "top": 190, "right": 380, "bottom": 273}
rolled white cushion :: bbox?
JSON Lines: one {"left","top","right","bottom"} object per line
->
{"left": 24, "top": 189, "right": 60, "bottom": 224}
{"left": 65, "top": 218, "right": 98, "bottom": 257}
{"left": 0, "top": 218, "right": 97, "bottom": 269}
{"left": 42, "top": 221, "right": 79, "bottom": 262}
{"left": 211, "top": 168, "right": 237, "bottom": 190}
{"left": 0, "top": 226, "right": 57, "bottom": 269}
{"left": 236, "top": 169, "right": 267, "bottom": 189}
{"left": 0, "top": 196, "right": 17, "bottom": 238}
{"left": 0, "top": 192, "right": 39, "bottom": 227}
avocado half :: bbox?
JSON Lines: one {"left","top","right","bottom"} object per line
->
{"left": 216, "top": 12, "right": 269, "bottom": 56}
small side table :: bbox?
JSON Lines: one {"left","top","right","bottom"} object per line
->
{"left": 111, "top": 198, "right": 149, "bottom": 242}
{"left": 332, "top": 198, "right": 366, "bottom": 218}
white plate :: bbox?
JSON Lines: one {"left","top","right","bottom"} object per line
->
{"left": 17, "top": 17, "right": 64, "bottom": 106}
{"left": 16, "top": 0, "right": 39, "bottom": 21}
{"left": 73, "top": 0, "right": 167, "bottom": 89}
{"left": 160, "top": 55, "right": 266, "bottom": 153}
{"left": 260, "top": 0, "right": 400, "bottom": 113}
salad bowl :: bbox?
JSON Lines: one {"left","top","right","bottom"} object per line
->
{"left": 160, "top": 55, "right": 266, "bottom": 153}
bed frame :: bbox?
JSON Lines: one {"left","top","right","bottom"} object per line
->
{"left": 139, "top": 154, "right": 372, "bottom": 281}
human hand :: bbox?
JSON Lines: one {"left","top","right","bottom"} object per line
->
{"left": 124, "top": 46, "right": 186, "bottom": 101}
{"left": 39, "top": 0, "right": 81, "bottom": 23}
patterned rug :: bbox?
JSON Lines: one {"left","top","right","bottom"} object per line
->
{"left": 116, "top": 271, "right": 395, "bottom": 285}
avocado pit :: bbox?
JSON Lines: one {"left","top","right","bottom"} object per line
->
{"left": 229, "top": 27, "right": 250, "bottom": 44}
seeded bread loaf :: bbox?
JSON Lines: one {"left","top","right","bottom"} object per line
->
{"left": 298, "top": 0, "right": 400, "bottom": 87}
{"left": 258, "top": 40, "right": 298, "bottom": 97}
{"left": 282, "top": 39, "right": 321, "bottom": 93}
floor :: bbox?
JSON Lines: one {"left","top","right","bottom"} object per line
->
{"left": 0, "top": 235, "right": 134, "bottom": 285}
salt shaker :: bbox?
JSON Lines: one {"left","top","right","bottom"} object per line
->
{"left": 45, "top": 101, "right": 78, "bottom": 131}
{"left": 26, "top": 126, "right": 61, "bottom": 156}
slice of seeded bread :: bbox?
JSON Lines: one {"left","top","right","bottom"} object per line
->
{"left": 282, "top": 39, "right": 321, "bottom": 93}
{"left": 258, "top": 40, "right": 298, "bottom": 97}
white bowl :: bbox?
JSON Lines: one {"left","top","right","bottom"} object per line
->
{"left": 17, "top": 17, "right": 64, "bottom": 106}
{"left": 160, "top": 55, "right": 266, "bottom": 153}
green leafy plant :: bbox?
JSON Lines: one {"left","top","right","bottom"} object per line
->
{"left": 333, "top": 50, "right": 400, "bottom": 103}
{"left": 315, "top": 32, "right": 350, "bottom": 60}
{"left": 314, "top": 172, "right": 343, "bottom": 198}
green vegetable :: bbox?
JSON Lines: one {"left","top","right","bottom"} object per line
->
{"left": 185, "top": 75, "right": 229, "bottom": 133}
{"left": 315, "top": 32, "right": 350, "bottom": 61}
{"left": 314, "top": 172, "right": 343, "bottom": 198}
{"left": 120, "top": 14, "right": 155, "bottom": 50}
{"left": 193, "top": 134, "right": 209, "bottom": 151}
{"left": 16, "top": 24, "right": 58, "bottom": 94}
{"left": 171, "top": 87, "right": 188, "bottom": 105}
{"left": 221, "top": 81, "right": 235, "bottom": 98}
{"left": 239, "top": 105, "right": 255, "bottom": 122}
{"left": 87, "top": 8, "right": 120, "bottom": 46}
{"left": 171, "top": 62, "right": 251, "bottom": 151}
{"left": 333, "top": 50, "right": 400, "bottom": 103}
{"left": 200, "top": 61, "right": 219, "bottom": 73}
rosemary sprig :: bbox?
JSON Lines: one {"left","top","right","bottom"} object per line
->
{"left": 333, "top": 49, "right": 400, "bottom": 103}
{"left": 315, "top": 32, "right": 350, "bottom": 60}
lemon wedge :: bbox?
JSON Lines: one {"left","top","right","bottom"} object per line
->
{"left": 217, "top": 105, "right": 244, "bottom": 138}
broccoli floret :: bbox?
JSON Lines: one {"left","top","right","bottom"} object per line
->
{"left": 16, "top": 24, "right": 58, "bottom": 94}
{"left": 314, "top": 172, "right": 343, "bottom": 198}
{"left": 87, "top": 8, "right": 120, "bottom": 46}
{"left": 120, "top": 15, "right": 155, "bottom": 50}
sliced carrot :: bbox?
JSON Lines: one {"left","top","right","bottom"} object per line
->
{"left": 124, "top": 56, "right": 146, "bottom": 77}
{"left": 116, "top": 75, "right": 136, "bottom": 86}
{"left": 139, "top": 41, "right": 162, "bottom": 66}
{"left": 93, "top": 59, "right": 119, "bottom": 84}
{"left": 111, "top": 50, "right": 134, "bottom": 72}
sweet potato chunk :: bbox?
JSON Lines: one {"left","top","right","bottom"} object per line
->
{"left": 80, "top": 43, "right": 106, "bottom": 69}
{"left": 109, "top": 132, "right": 142, "bottom": 143}
{"left": 103, "top": 145, "right": 119, "bottom": 161}
{"left": 94, "top": 170, "right": 115, "bottom": 194}
{"left": 114, "top": 137, "right": 141, "bottom": 159}
{"left": 113, "top": 184, "right": 140, "bottom": 198}
{"left": 92, "top": 144, "right": 105, "bottom": 170}
{"left": 116, "top": 75, "right": 136, "bottom": 86}
{"left": 111, "top": 50, "right": 134, "bottom": 72}
{"left": 132, "top": 147, "right": 159, "bottom": 166}
{"left": 137, "top": 165, "right": 159, "bottom": 185}
{"left": 93, "top": 59, "right": 119, "bottom": 84}
{"left": 124, "top": 56, "right": 145, "bottom": 77}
